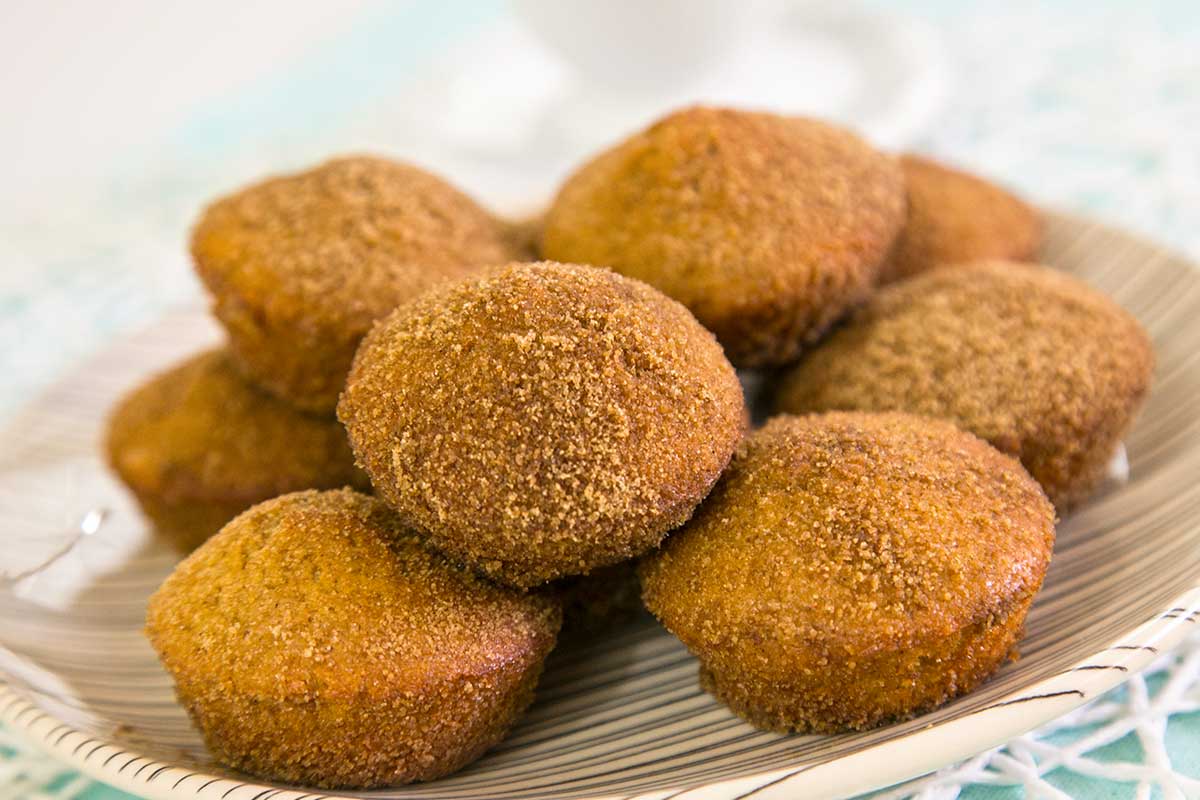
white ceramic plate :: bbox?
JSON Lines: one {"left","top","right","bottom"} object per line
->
{"left": 1, "top": 213, "right": 1199, "bottom": 800}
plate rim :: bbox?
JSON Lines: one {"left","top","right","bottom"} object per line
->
{"left": 3, "top": 591, "right": 1198, "bottom": 800}
{"left": 2, "top": 210, "right": 1199, "bottom": 800}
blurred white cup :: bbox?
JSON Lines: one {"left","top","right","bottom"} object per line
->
{"left": 512, "top": 0, "right": 771, "bottom": 94}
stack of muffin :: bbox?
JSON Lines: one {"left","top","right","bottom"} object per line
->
{"left": 105, "top": 107, "right": 1154, "bottom": 789}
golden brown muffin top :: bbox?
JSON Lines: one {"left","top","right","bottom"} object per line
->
{"left": 774, "top": 261, "right": 1155, "bottom": 471}
{"left": 882, "top": 154, "right": 1042, "bottom": 282}
{"left": 339, "top": 261, "right": 747, "bottom": 587}
{"left": 541, "top": 106, "right": 906, "bottom": 365}
{"left": 146, "top": 489, "right": 561, "bottom": 702}
{"left": 105, "top": 349, "right": 367, "bottom": 505}
{"left": 191, "top": 156, "right": 515, "bottom": 335}
{"left": 640, "top": 412, "right": 1055, "bottom": 669}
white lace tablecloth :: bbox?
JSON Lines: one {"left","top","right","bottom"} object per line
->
{"left": 1, "top": 2, "right": 1198, "bottom": 798}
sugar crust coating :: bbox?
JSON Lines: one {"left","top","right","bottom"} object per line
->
{"left": 145, "top": 489, "right": 561, "bottom": 788}
{"left": 540, "top": 106, "right": 906, "bottom": 368}
{"left": 881, "top": 154, "right": 1042, "bottom": 283}
{"left": 191, "top": 156, "right": 518, "bottom": 413}
{"left": 640, "top": 412, "right": 1056, "bottom": 733}
{"left": 773, "top": 262, "right": 1155, "bottom": 509}
{"left": 338, "top": 261, "right": 747, "bottom": 588}
{"left": 105, "top": 349, "right": 368, "bottom": 551}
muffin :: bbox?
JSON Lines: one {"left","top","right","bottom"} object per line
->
{"left": 773, "top": 261, "right": 1155, "bottom": 509}
{"left": 339, "top": 261, "right": 747, "bottom": 587}
{"left": 146, "top": 489, "right": 561, "bottom": 788}
{"left": 192, "top": 156, "right": 518, "bottom": 412}
{"left": 881, "top": 154, "right": 1042, "bottom": 282}
{"left": 105, "top": 348, "right": 368, "bottom": 551}
{"left": 541, "top": 106, "right": 906, "bottom": 367}
{"left": 640, "top": 412, "right": 1056, "bottom": 732}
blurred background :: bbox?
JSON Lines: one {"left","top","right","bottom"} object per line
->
{"left": 1, "top": 0, "right": 1197, "bottom": 416}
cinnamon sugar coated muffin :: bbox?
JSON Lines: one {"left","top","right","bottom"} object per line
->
{"left": 881, "top": 154, "right": 1042, "bottom": 282}
{"left": 640, "top": 412, "right": 1056, "bottom": 733}
{"left": 105, "top": 349, "right": 368, "bottom": 551}
{"left": 338, "top": 261, "right": 747, "bottom": 588}
{"left": 191, "top": 156, "right": 518, "bottom": 412}
{"left": 540, "top": 106, "right": 906, "bottom": 367}
{"left": 773, "top": 262, "right": 1155, "bottom": 509}
{"left": 146, "top": 490, "right": 561, "bottom": 788}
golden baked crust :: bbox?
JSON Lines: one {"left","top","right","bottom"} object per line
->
{"left": 640, "top": 412, "right": 1055, "bottom": 732}
{"left": 697, "top": 599, "right": 1032, "bottom": 732}
{"left": 541, "top": 106, "right": 906, "bottom": 368}
{"left": 145, "top": 489, "right": 561, "bottom": 788}
{"left": 338, "top": 261, "right": 747, "bottom": 588}
{"left": 191, "top": 156, "right": 517, "bottom": 412}
{"left": 773, "top": 261, "right": 1156, "bottom": 509}
{"left": 105, "top": 349, "right": 368, "bottom": 551}
{"left": 881, "top": 154, "right": 1042, "bottom": 282}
